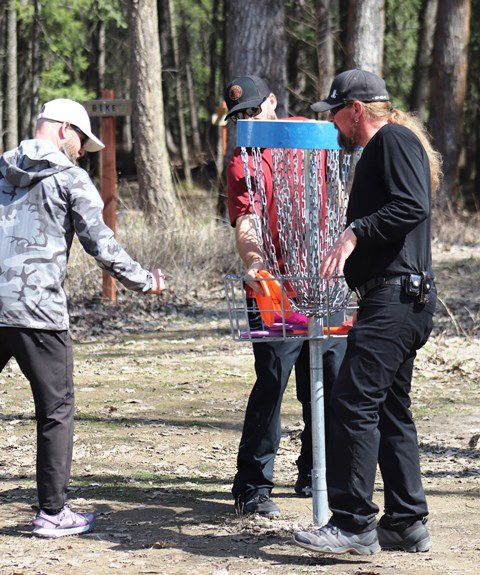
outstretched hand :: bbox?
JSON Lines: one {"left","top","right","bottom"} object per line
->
{"left": 149, "top": 269, "right": 166, "bottom": 294}
{"left": 320, "top": 226, "right": 357, "bottom": 280}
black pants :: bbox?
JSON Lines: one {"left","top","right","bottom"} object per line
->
{"left": 232, "top": 304, "right": 347, "bottom": 500}
{"left": 327, "top": 283, "right": 436, "bottom": 533}
{"left": 0, "top": 327, "right": 74, "bottom": 514}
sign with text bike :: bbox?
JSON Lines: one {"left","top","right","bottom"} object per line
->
{"left": 83, "top": 99, "right": 132, "bottom": 117}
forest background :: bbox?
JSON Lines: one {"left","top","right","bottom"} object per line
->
{"left": 0, "top": 0, "right": 478, "bottom": 295}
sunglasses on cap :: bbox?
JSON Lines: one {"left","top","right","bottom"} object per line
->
{"left": 230, "top": 106, "right": 262, "bottom": 123}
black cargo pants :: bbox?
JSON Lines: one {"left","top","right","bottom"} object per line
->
{"left": 0, "top": 327, "right": 74, "bottom": 514}
{"left": 232, "top": 302, "right": 347, "bottom": 501}
{"left": 327, "top": 283, "right": 436, "bottom": 533}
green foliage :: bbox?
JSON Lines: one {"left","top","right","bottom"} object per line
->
{"left": 160, "top": 0, "right": 223, "bottom": 146}
{"left": 95, "top": 0, "right": 126, "bottom": 28}
{"left": 8, "top": 0, "right": 478, "bottom": 203}
{"left": 40, "top": 62, "right": 95, "bottom": 102}
{"left": 383, "top": 0, "right": 422, "bottom": 110}
{"left": 16, "top": 0, "right": 34, "bottom": 22}
{"left": 16, "top": 0, "right": 126, "bottom": 103}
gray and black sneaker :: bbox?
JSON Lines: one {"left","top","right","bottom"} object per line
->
{"left": 294, "top": 472, "right": 312, "bottom": 498}
{"left": 293, "top": 523, "right": 381, "bottom": 555}
{"left": 377, "top": 519, "right": 431, "bottom": 552}
{"left": 235, "top": 494, "right": 281, "bottom": 518}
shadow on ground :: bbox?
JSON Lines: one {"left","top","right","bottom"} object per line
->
{"left": 0, "top": 472, "right": 377, "bottom": 568}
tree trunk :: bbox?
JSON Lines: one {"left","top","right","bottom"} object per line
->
{"left": 208, "top": 0, "right": 221, "bottom": 152}
{"left": 97, "top": 17, "right": 106, "bottom": 94}
{"left": 286, "top": 0, "right": 305, "bottom": 95}
{"left": 179, "top": 2, "right": 202, "bottom": 160}
{"left": 30, "top": 0, "right": 41, "bottom": 135}
{"left": 130, "top": 0, "right": 176, "bottom": 220}
{"left": 6, "top": 0, "right": 18, "bottom": 150}
{"left": 430, "top": 0, "right": 471, "bottom": 212}
{"left": 346, "top": 0, "right": 385, "bottom": 74}
{"left": 410, "top": 0, "right": 438, "bottom": 120}
{"left": 465, "top": 0, "right": 479, "bottom": 208}
{"left": 475, "top": 113, "right": 480, "bottom": 209}
{"left": 168, "top": 0, "right": 192, "bottom": 187}
{"left": 18, "top": 15, "right": 32, "bottom": 141}
{"left": 185, "top": 59, "right": 202, "bottom": 160}
{"left": 121, "top": 72, "right": 133, "bottom": 154}
{"left": 157, "top": 0, "right": 177, "bottom": 157}
{"left": 338, "top": 0, "right": 350, "bottom": 69}
{"left": 225, "top": 0, "right": 288, "bottom": 116}
{"left": 314, "top": 0, "right": 335, "bottom": 100}
{"left": 224, "top": 0, "right": 288, "bottom": 169}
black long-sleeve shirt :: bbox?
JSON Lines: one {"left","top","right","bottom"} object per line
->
{"left": 344, "top": 123, "right": 433, "bottom": 289}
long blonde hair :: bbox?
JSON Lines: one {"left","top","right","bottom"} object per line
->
{"left": 362, "top": 102, "right": 442, "bottom": 194}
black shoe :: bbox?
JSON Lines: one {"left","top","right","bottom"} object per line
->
{"left": 377, "top": 519, "right": 431, "bottom": 552}
{"left": 235, "top": 494, "right": 281, "bottom": 518}
{"left": 294, "top": 472, "right": 312, "bottom": 497}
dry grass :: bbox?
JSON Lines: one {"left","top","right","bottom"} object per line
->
{"left": 64, "top": 190, "right": 478, "bottom": 304}
{"left": 432, "top": 209, "right": 480, "bottom": 247}
{"left": 65, "top": 192, "right": 239, "bottom": 300}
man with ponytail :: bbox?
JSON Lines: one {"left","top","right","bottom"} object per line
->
{"left": 293, "top": 69, "right": 441, "bottom": 555}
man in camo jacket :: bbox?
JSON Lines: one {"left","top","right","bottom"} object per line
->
{"left": 0, "top": 99, "right": 165, "bottom": 538}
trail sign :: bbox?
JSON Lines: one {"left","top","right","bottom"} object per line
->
{"left": 84, "top": 91, "right": 132, "bottom": 303}
{"left": 84, "top": 99, "right": 132, "bottom": 117}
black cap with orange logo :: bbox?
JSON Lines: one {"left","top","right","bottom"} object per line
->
{"left": 224, "top": 76, "right": 271, "bottom": 119}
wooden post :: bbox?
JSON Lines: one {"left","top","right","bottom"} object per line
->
{"left": 84, "top": 94, "right": 132, "bottom": 303}
{"left": 100, "top": 89, "right": 117, "bottom": 303}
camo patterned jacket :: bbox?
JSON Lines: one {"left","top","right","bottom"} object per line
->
{"left": 0, "top": 139, "right": 152, "bottom": 331}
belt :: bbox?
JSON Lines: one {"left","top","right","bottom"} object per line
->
{"left": 354, "top": 276, "right": 404, "bottom": 300}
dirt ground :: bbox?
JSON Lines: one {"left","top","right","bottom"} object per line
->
{"left": 0, "top": 245, "right": 479, "bottom": 575}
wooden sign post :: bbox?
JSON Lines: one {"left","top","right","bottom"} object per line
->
{"left": 84, "top": 91, "right": 132, "bottom": 303}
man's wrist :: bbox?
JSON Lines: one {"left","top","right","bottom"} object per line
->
{"left": 144, "top": 272, "right": 154, "bottom": 292}
{"left": 245, "top": 258, "right": 264, "bottom": 270}
{"left": 350, "top": 220, "right": 359, "bottom": 237}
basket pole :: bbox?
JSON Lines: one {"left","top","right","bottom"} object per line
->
{"left": 305, "top": 148, "right": 328, "bottom": 526}
{"left": 308, "top": 318, "right": 329, "bottom": 526}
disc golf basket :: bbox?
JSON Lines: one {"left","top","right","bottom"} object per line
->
{"left": 224, "top": 120, "right": 353, "bottom": 526}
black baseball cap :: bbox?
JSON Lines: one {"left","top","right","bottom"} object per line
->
{"left": 224, "top": 75, "right": 271, "bottom": 119}
{"left": 311, "top": 69, "right": 390, "bottom": 113}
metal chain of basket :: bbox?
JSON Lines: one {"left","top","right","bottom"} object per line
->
{"left": 241, "top": 146, "right": 351, "bottom": 317}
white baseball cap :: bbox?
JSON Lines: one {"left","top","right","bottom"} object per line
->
{"left": 37, "top": 98, "right": 105, "bottom": 152}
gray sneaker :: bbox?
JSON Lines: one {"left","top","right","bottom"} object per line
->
{"left": 377, "top": 520, "right": 431, "bottom": 552}
{"left": 293, "top": 523, "right": 380, "bottom": 555}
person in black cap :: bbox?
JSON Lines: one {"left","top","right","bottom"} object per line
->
{"left": 293, "top": 69, "right": 442, "bottom": 554}
{"left": 225, "top": 76, "right": 276, "bottom": 121}
{"left": 311, "top": 69, "right": 390, "bottom": 153}
{"left": 225, "top": 75, "right": 347, "bottom": 518}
